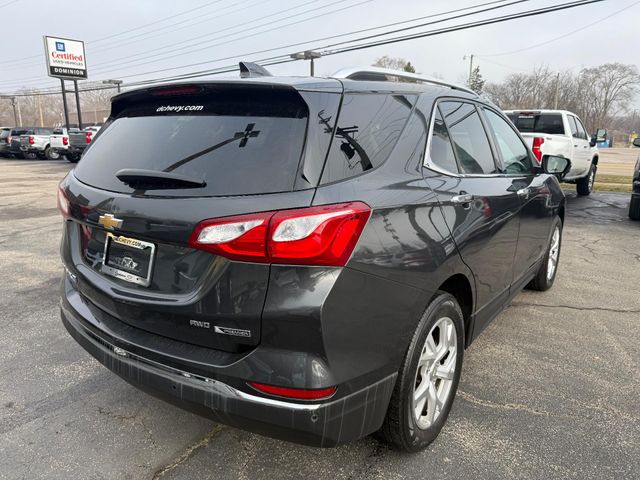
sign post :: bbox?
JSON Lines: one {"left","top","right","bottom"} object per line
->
{"left": 43, "top": 36, "right": 87, "bottom": 129}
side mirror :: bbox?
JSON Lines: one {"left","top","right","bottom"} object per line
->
{"left": 589, "top": 137, "right": 597, "bottom": 147}
{"left": 633, "top": 138, "right": 640, "bottom": 148}
{"left": 543, "top": 155, "right": 571, "bottom": 179}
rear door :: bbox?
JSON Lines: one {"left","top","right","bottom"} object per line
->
{"left": 62, "top": 83, "right": 341, "bottom": 352}
{"left": 422, "top": 99, "right": 520, "bottom": 337}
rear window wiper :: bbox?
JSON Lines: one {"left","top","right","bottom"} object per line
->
{"left": 115, "top": 169, "right": 206, "bottom": 189}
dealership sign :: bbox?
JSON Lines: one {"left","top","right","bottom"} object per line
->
{"left": 43, "top": 36, "right": 87, "bottom": 80}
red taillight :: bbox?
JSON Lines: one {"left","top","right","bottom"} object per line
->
{"left": 57, "top": 184, "right": 69, "bottom": 218}
{"left": 188, "top": 202, "right": 371, "bottom": 266}
{"left": 532, "top": 137, "right": 544, "bottom": 165}
{"left": 85, "top": 131, "right": 93, "bottom": 143}
{"left": 28, "top": 135, "right": 34, "bottom": 145}
{"left": 248, "top": 382, "right": 337, "bottom": 400}
{"left": 62, "top": 136, "right": 68, "bottom": 146}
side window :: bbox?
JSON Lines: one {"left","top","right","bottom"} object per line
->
{"left": 439, "top": 101, "right": 497, "bottom": 175}
{"left": 575, "top": 118, "right": 588, "bottom": 140}
{"left": 568, "top": 116, "right": 579, "bottom": 138}
{"left": 427, "top": 106, "right": 459, "bottom": 174}
{"left": 320, "top": 93, "right": 415, "bottom": 184}
{"left": 483, "top": 109, "right": 532, "bottom": 174}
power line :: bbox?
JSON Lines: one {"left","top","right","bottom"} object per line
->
{"left": 0, "top": 0, "right": 235, "bottom": 66}
{"left": 479, "top": 0, "right": 640, "bottom": 57}
{"left": 71, "top": 0, "right": 528, "bottom": 83}
{"left": 89, "top": 0, "right": 374, "bottom": 74}
{"left": 0, "top": 0, "right": 603, "bottom": 97}
{"left": 0, "top": 0, "right": 518, "bottom": 88}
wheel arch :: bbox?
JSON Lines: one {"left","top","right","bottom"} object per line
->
{"left": 437, "top": 274, "right": 474, "bottom": 347}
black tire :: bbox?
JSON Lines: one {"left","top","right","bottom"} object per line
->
{"left": 66, "top": 153, "right": 80, "bottom": 163}
{"left": 376, "top": 292, "right": 464, "bottom": 452}
{"left": 629, "top": 195, "right": 640, "bottom": 220}
{"left": 44, "top": 146, "right": 60, "bottom": 160}
{"left": 24, "top": 152, "right": 37, "bottom": 160}
{"left": 576, "top": 164, "right": 596, "bottom": 196}
{"left": 527, "top": 216, "right": 563, "bottom": 291}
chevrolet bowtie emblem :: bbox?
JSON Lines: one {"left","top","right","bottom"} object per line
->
{"left": 98, "top": 213, "right": 123, "bottom": 230}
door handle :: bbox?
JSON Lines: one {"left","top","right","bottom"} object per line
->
{"left": 451, "top": 194, "right": 474, "bottom": 206}
{"left": 573, "top": 144, "right": 578, "bottom": 147}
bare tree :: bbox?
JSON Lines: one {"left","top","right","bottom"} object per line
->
{"left": 373, "top": 56, "right": 414, "bottom": 72}
{"left": 484, "top": 63, "right": 640, "bottom": 133}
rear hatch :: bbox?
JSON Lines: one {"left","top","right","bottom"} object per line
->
{"left": 62, "top": 81, "right": 341, "bottom": 352}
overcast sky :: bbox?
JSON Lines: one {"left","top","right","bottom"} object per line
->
{"left": 0, "top": 0, "right": 638, "bottom": 97}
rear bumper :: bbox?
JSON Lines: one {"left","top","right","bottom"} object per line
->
{"left": 60, "top": 278, "right": 396, "bottom": 447}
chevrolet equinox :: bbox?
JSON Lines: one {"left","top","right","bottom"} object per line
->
{"left": 59, "top": 65, "right": 568, "bottom": 452}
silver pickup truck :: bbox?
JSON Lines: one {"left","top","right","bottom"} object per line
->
{"left": 19, "top": 127, "right": 58, "bottom": 160}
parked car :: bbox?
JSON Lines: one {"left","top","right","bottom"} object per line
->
{"left": 59, "top": 66, "right": 568, "bottom": 452}
{"left": 505, "top": 109, "right": 598, "bottom": 195}
{"left": 19, "top": 127, "right": 58, "bottom": 159}
{"left": 630, "top": 137, "right": 640, "bottom": 220}
{"left": 3, "top": 127, "right": 34, "bottom": 158}
{"left": 50, "top": 127, "right": 81, "bottom": 159}
{"left": 67, "top": 126, "right": 101, "bottom": 162}
{"left": 0, "top": 127, "right": 11, "bottom": 157}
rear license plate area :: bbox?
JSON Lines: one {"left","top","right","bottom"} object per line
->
{"left": 101, "top": 233, "right": 155, "bottom": 287}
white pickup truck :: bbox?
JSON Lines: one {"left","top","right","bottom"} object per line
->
{"left": 19, "top": 127, "right": 58, "bottom": 160}
{"left": 505, "top": 110, "right": 599, "bottom": 196}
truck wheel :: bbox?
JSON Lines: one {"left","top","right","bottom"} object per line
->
{"left": 527, "top": 217, "right": 562, "bottom": 291}
{"left": 66, "top": 154, "right": 80, "bottom": 163}
{"left": 576, "top": 165, "right": 596, "bottom": 196}
{"left": 45, "top": 146, "right": 60, "bottom": 160}
{"left": 376, "top": 292, "right": 464, "bottom": 452}
{"left": 629, "top": 195, "right": 640, "bottom": 220}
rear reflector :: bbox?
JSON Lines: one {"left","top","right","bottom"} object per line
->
{"left": 532, "top": 137, "right": 544, "bottom": 165}
{"left": 248, "top": 382, "right": 337, "bottom": 400}
{"left": 189, "top": 202, "right": 371, "bottom": 266}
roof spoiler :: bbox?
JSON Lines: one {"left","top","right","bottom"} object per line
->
{"left": 239, "top": 62, "right": 272, "bottom": 78}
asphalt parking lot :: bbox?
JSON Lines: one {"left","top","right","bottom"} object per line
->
{"left": 1, "top": 158, "right": 638, "bottom": 480}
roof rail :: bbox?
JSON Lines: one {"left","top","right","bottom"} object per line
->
{"left": 332, "top": 67, "right": 476, "bottom": 95}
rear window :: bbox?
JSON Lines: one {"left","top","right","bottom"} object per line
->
{"left": 506, "top": 112, "right": 565, "bottom": 135}
{"left": 320, "top": 93, "right": 415, "bottom": 184}
{"left": 11, "top": 129, "right": 30, "bottom": 136}
{"left": 53, "top": 128, "right": 64, "bottom": 135}
{"left": 74, "top": 88, "right": 309, "bottom": 197}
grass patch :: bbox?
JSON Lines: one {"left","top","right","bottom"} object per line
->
{"left": 562, "top": 172, "right": 633, "bottom": 193}
{"left": 596, "top": 174, "right": 632, "bottom": 184}
{"left": 592, "top": 183, "right": 632, "bottom": 193}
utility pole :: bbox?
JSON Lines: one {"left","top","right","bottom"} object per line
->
{"left": 464, "top": 54, "right": 474, "bottom": 85}
{"left": 2, "top": 96, "right": 20, "bottom": 126}
{"left": 553, "top": 72, "right": 560, "bottom": 110}
{"left": 36, "top": 92, "right": 44, "bottom": 127}
{"left": 15, "top": 96, "right": 22, "bottom": 126}
{"left": 290, "top": 51, "right": 322, "bottom": 76}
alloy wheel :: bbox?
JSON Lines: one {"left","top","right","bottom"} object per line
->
{"left": 412, "top": 317, "right": 457, "bottom": 429}
{"left": 547, "top": 226, "right": 560, "bottom": 281}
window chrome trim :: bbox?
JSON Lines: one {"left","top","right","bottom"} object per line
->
{"left": 422, "top": 97, "right": 504, "bottom": 178}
